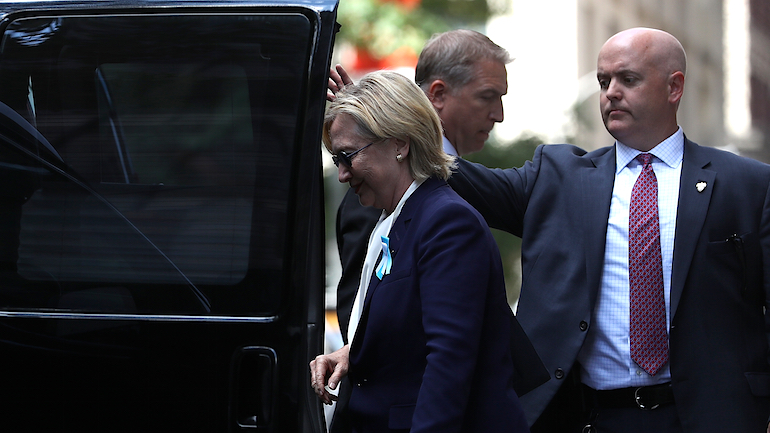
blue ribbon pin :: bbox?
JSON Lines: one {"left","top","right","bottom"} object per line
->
{"left": 375, "top": 236, "right": 392, "bottom": 280}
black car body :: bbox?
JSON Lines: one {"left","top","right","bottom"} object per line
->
{"left": 0, "top": 0, "right": 336, "bottom": 431}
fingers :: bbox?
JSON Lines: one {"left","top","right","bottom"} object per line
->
{"left": 327, "top": 365, "right": 345, "bottom": 391}
{"left": 326, "top": 75, "right": 341, "bottom": 102}
{"left": 329, "top": 66, "right": 343, "bottom": 87}
{"left": 335, "top": 64, "right": 353, "bottom": 86}
{"left": 326, "top": 65, "right": 343, "bottom": 102}
{"left": 309, "top": 345, "right": 351, "bottom": 405}
{"left": 309, "top": 355, "right": 336, "bottom": 405}
{"left": 326, "top": 87, "right": 337, "bottom": 102}
{"left": 326, "top": 64, "right": 354, "bottom": 102}
{"left": 309, "top": 356, "right": 327, "bottom": 392}
{"left": 318, "top": 387, "right": 337, "bottom": 405}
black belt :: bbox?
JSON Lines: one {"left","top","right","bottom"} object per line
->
{"left": 584, "top": 383, "right": 674, "bottom": 410}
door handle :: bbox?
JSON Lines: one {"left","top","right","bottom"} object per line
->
{"left": 230, "top": 346, "right": 277, "bottom": 431}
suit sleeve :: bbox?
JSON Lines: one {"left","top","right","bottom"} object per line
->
{"left": 408, "top": 199, "right": 506, "bottom": 433}
{"left": 761, "top": 182, "right": 770, "bottom": 364}
{"left": 448, "top": 146, "right": 546, "bottom": 237}
{"left": 757, "top": 173, "right": 770, "bottom": 425}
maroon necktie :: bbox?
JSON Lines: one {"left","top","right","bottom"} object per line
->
{"left": 629, "top": 153, "right": 668, "bottom": 376}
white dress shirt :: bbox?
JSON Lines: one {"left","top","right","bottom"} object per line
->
{"left": 443, "top": 136, "right": 458, "bottom": 156}
{"left": 578, "top": 127, "right": 684, "bottom": 390}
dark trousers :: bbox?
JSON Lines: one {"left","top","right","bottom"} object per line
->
{"left": 329, "top": 376, "right": 353, "bottom": 433}
{"left": 530, "top": 369, "right": 683, "bottom": 433}
{"left": 531, "top": 370, "right": 586, "bottom": 433}
{"left": 582, "top": 404, "right": 682, "bottom": 433}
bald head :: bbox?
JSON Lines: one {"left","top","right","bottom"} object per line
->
{"left": 601, "top": 27, "right": 686, "bottom": 80}
{"left": 596, "top": 28, "right": 687, "bottom": 151}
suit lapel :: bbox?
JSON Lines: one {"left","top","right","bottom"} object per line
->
{"left": 352, "top": 178, "right": 443, "bottom": 350}
{"left": 670, "top": 139, "right": 714, "bottom": 318}
{"left": 582, "top": 147, "right": 616, "bottom": 307}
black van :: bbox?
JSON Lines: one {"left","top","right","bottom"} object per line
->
{"left": 0, "top": 1, "right": 336, "bottom": 431}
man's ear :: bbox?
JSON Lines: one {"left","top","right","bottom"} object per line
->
{"left": 668, "top": 71, "right": 685, "bottom": 105}
{"left": 427, "top": 79, "right": 448, "bottom": 112}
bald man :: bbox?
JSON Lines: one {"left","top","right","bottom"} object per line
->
{"left": 449, "top": 27, "right": 770, "bottom": 433}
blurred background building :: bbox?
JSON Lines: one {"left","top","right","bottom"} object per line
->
{"left": 490, "top": 0, "right": 770, "bottom": 158}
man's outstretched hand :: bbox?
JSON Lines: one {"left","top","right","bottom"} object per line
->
{"left": 326, "top": 64, "right": 354, "bottom": 102}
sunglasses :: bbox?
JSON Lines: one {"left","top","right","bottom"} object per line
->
{"left": 332, "top": 139, "right": 384, "bottom": 168}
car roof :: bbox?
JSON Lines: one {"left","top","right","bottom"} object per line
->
{"left": 0, "top": 0, "right": 339, "bottom": 16}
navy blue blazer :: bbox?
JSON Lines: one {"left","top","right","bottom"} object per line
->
{"left": 449, "top": 139, "right": 770, "bottom": 431}
{"left": 346, "top": 177, "right": 529, "bottom": 433}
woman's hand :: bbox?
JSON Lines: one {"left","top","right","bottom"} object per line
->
{"left": 309, "top": 344, "right": 351, "bottom": 405}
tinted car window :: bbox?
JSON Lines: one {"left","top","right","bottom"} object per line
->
{"left": 0, "top": 3, "right": 333, "bottom": 431}
{"left": 0, "top": 13, "right": 312, "bottom": 316}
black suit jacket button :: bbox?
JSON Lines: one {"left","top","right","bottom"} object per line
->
{"left": 554, "top": 368, "right": 565, "bottom": 379}
{"left": 579, "top": 321, "right": 589, "bottom": 331}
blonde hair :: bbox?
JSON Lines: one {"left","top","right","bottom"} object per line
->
{"left": 323, "top": 70, "right": 455, "bottom": 181}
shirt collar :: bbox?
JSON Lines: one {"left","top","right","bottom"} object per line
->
{"left": 442, "top": 136, "right": 458, "bottom": 156}
{"left": 615, "top": 127, "right": 684, "bottom": 174}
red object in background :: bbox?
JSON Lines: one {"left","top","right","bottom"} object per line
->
{"left": 345, "top": 0, "right": 421, "bottom": 73}
{"left": 388, "top": 0, "right": 420, "bottom": 10}
{"left": 348, "top": 45, "right": 419, "bottom": 72}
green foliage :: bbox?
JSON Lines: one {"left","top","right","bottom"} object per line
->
{"left": 335, "top": 0, "right": 451, "bottom": 58}
{"left": 420, "top": 0, "right": 493, "bottom": 26}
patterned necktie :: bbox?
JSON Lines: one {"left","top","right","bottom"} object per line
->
{"left": 629, "top": 153, "right": 669, "bottom": 376}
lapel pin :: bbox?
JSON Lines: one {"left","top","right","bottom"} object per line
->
{"left": 696, "top": 181, "right": 707, "bottom": 193}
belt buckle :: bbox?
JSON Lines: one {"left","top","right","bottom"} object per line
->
{"left": 634, "top": 387, "right": 660, "bottom": 410}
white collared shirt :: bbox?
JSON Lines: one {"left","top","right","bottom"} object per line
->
{"left": 578, "top": 127, "right": 684, "bottom": 390}
{"left": 443, "top": 136, "right": 458, "bottom": 156}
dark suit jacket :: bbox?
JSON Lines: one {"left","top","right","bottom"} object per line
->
{"left": 449, "top": 139, "right": 770, "bottom": 431}
{"left": 335, "top": 188, "right": 381, "bottom": 344}
{"left": 346, "top": 177, "right": 529, "bottom": 433}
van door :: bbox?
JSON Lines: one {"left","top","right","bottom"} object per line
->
{"left": 0, "top": 3, "right": 335, "bottom": 432}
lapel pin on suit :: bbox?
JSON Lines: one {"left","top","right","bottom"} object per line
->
{"left": 375, "top": 236, "right": 392, "bottom": 280}
{"left": 696, "top": 181, "right": 707, "bottom": 193}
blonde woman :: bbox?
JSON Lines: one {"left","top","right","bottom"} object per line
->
{"left": 310, "top": 71, "right": 529, "bottom": 433}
